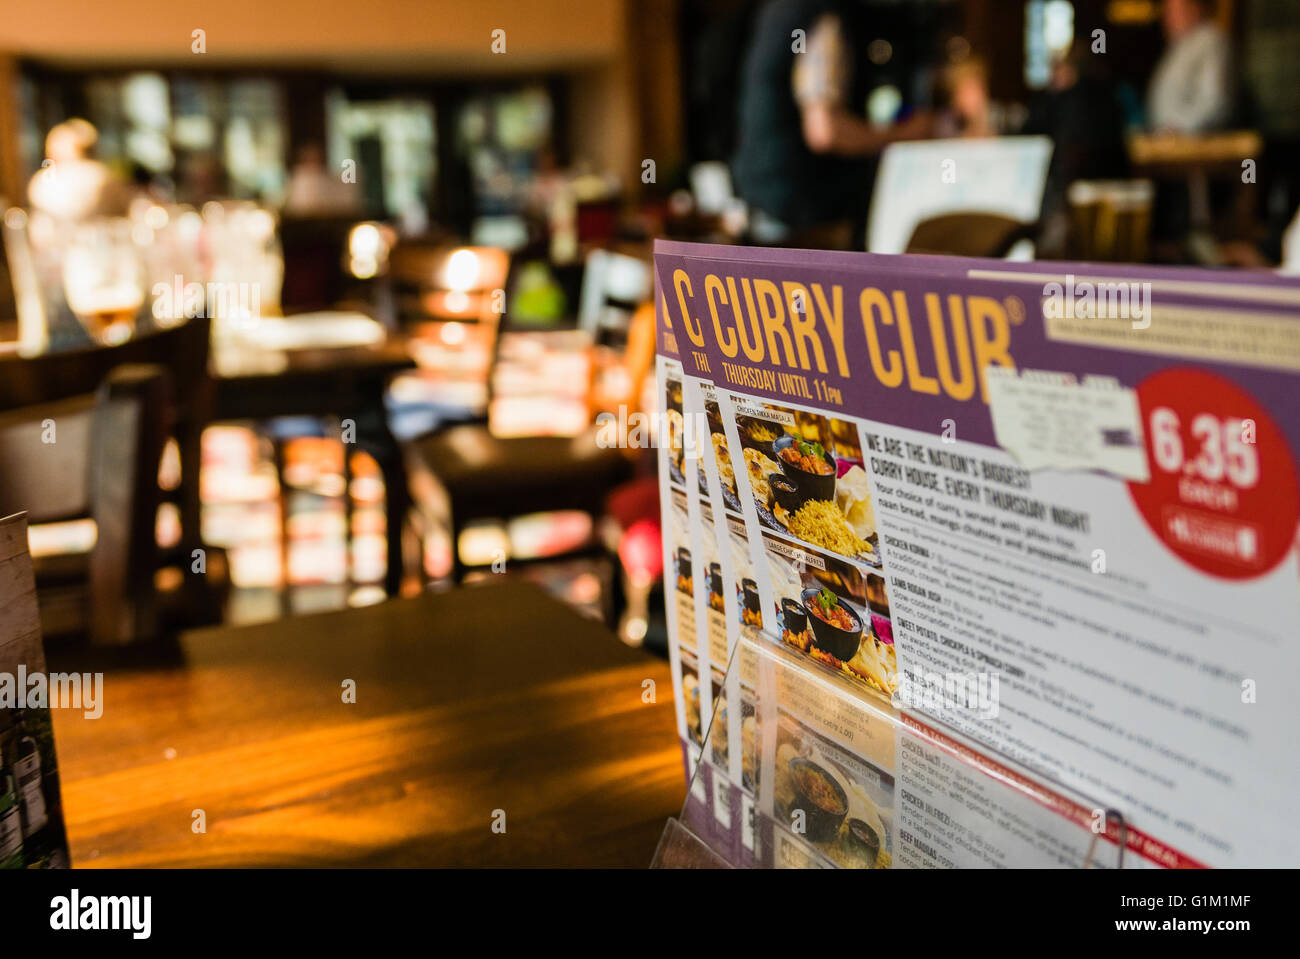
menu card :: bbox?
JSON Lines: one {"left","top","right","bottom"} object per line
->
{"left": 0, "top": 513, "right": 72, "bottom": 868}
{"left": 655, "top": 240, "right": 1300, "bottom": 868}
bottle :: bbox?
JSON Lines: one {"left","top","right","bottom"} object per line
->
{"left": 13, "top": 717, "right": 48, "bottom": 836}
{"left": 0, "top": 763, "right": 24, "bottom": 869}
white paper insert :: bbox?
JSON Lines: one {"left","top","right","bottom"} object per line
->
{"left": 985, "top": 367, "right": 1149, "bottom": 481}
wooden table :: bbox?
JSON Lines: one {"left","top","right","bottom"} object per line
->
{"left": 47, "top": 581, "right": 684, "bottom": 867}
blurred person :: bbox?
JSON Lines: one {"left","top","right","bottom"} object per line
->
{"left": 525, "top": 146, "right": 574, "bottom": 256}
{"left": 935, "top": 58, "right": 993, "bottom": 138}
{"left": 732, "top": 0, "right": 931, "bottom": 250}
{"left": 1024, "top": 40, "right": 1130, "bottom": 256}
{"left": 173, "top": 149, "right": 229, "bottom": 206}
{"left": 284, "top": 143, "right": 360, "bottom": 216}
{"left": 125, "top": 162, "right": 174, "bottom": 209}
{"left": 1218, "top": 202, "right": 1300, "bottom": 271}
{"left": 1147, "top": 0, "right": 1234, "bottom": 133}
{"left": 26, "top": 118, "right": 128, "bottom": 221}
{"left": 1280, "top": 206, "right": 1300, "bottom": 274}
{"left": 932, "top": 57, "right": 1027, "bottom": 139}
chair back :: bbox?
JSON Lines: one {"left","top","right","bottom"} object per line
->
{"left": 0, "top": 365, "right": 171, "bottom": 643}
{"left": 577, "top": 249, "right": 652, "bottom": 344}
{"left": 0, "top": 318, "right": 212, "bottom": 564}
{"left": 0, "top": 394, "right": 96, "bottom": 525}
{"left": 390, "top": 242, "right": 510, "bottom": 325}
{"left": 904, "top": 212, "right": 1036, "bottom": 259}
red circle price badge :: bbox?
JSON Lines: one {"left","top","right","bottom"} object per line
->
{"left": 1128, "top": 368, "right": 1299, "bottom": 579}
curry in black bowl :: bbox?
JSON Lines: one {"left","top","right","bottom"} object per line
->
{"left": 788, "top": 757, "right": 849, "bottom": 843}
{"left": 801, "top": 586, "right": 863, "bottom": 661}
{"left": 773, "top": 434, "right": 836, "bottom": 504}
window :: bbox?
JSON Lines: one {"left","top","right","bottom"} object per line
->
{"left": 1025, "top": 0, "right": 1076, "bottom": 89}
{"left": 327, "top": 93, "right": 436, "bottom": 223}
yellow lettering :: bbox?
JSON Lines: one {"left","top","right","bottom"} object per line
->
{"left": 754, "top": 279, "right": 796, "bottom": 367}
{"left": 895, "top": 291, "right": 939, "bottom": 396}
{"left": 781, "top": 282, "right": 826, "bottom": 373}
{"left": 968, "top": 296, "right": 1015, "bottom": 402}
{"left": 673, "top": 269, "right": 704, "bottom": 348}
{"left": 859, "top": 288, "right": 903, "bottom": 388}
{"left": 926, "top": 293, "right": 975, "bottom": 401}
{"left": 731, "top": 277, "right": 765, "bottom": 362}
{"left": 812, "top": 284, "right": 849, "bottom": 377}
{"left": 705, "top": 274, "right": 738, "bottom": 358}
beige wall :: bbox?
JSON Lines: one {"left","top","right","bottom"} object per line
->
{"left": 0, "top": 0, "right": 681, "bottom": 203}
{"left": 569, "top": 1, "right": 682, "bottom": 198}
{"left": 0, "top": 0, "right": 625, "bottom": 71}
{"left": 0, "top": 56, "right": 21, "bottom": 206}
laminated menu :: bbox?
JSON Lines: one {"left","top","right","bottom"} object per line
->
{"left": 654, "top": 240, "right": 1300, "bottom": 868}
{"left": 0, "top": 513, "right": 72, "bottom": 868}
{"left": 657, "top": 307, "right": 724, "bottom": 826}
{"left": 684, "top": 376, "right": 764, "bottom": 858}
{"left": 656, "top": 350, "right": 703, "bottom": 797}
{"left": 746, "top": 633, "right": 1140, "bottom": 870}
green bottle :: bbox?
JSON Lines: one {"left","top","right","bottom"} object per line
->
{"left": 13, "top": 717, "right": 48, "bottom": 836}
{"left": 0, "top": 764, "right": 24, "bottom": 869}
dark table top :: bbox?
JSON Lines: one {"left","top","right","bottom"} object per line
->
{"left": 48, "top": 581, "right": 683, "bottom": 867}
{"left": 211, "top": 337, "right": 417, "bottom": 420}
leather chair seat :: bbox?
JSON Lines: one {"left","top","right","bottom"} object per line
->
{"left": 413, "top": 425, "right": 632, "bottom": 524}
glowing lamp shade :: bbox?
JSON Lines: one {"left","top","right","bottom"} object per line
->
{"left": 619, "top": 519, "right": 663, "bottom": 585}
{"left": 347, "top": 222, "right": 393, "bottom": 279}
{"left": 444, "top": 248, "right": 481, "bottom": 292}
{"left": 144, "top": 205, "right": 169, "bottom": 230}
{"left": 439, "top": 321, "right": 467, "bottom": 346}
{"left": 349, "top": 223, "right": 383, "bottom": 260}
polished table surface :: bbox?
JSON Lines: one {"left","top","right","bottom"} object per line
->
{"left": 48, "top": 581, "right": 683, "bottom": 867}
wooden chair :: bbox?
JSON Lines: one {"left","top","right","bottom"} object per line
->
{"left": 0, "top": 318, "right": 221, "bottom": 641}
{"left": 904, "top": 212, "right": 1037, "bottom": 259}
{"left": 389, "top": 243, "right": 511, "bottom": 327}
{"left": 407, "top": 298, "right": 649, "bottom": 585}
{"left": 0, "top": 365, "right": 170, "bottom": 645}
{"left": 576, "top": 249, "right": 653, "bottom": 346}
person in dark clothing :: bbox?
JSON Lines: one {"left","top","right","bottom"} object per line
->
{"left": 1023, "top": 41, "right": 1131, "bottom": 257}
{"left": 731, "top": 0, "right": 931, "bottom": 250}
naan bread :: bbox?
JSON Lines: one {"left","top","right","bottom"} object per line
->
{"left": 845, "top": 778, "right": 887, "bottom": 850}
{"left": 835, "top": 465, "right": 876, "bottom": 539}
{"left": 743, "top": 448, "right": 780, "bottom": 505}
{"left": 848, "top": 637, "right": 896, "bottom": 693}
{"left": 711, "top": 432, "right": 736, "bottom": 491}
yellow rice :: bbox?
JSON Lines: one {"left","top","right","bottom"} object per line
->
{"left": 789, "top": 500, "right": 870, "bottom": 556}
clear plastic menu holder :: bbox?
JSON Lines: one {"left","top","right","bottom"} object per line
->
{"left": 1083, "top": 811, "right": 1128, "bottom": 869}
{"left": 650, "top": 817, "right": 733, "bottom": 869}
{"left": 654, "top": 632, "right": 1133, "bottom": 869}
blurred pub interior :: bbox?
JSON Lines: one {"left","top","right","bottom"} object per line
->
{"left": 2, "top": 0, "right": 1299, "bottom": 645}
{"left": 1, "top": 0, "right": 1299, "bottom": 868}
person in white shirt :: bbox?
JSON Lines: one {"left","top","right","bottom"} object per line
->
{"left": 1146, "top": 0, "right": 1235, "bottom": 133}
{"left": 1278, "top": 205, "right": 1300, "bottom": 275}
{"left": 26, "top": 119, "right": 127, "bottom": 221}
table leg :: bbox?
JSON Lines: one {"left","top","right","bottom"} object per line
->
{"left": 353, "top": 401, "right": 409, "bottom": 597}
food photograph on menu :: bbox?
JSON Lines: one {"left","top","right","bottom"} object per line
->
{"left": 771, "top": 714, "right": 894, "bottom": 870}
{"left": 763, "top": 534, "right": 897, "bottom": 700}
{"left": 731, "top": 401, "right": 877, "bottom": 565}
